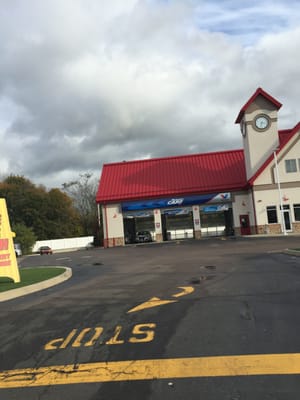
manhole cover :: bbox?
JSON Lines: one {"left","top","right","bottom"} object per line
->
{"left": 93, "top": 262, "right": 103, "bottom": 266}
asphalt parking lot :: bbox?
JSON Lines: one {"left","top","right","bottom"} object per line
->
{"left": 1, "top": 236, "right": 300, "bottom": 399}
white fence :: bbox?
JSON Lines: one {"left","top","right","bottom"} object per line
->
{"left": 32, "top": 236, "right": 94, "bottom": 253}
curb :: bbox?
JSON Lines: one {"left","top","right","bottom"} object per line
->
{"left": 0, "top": 267, "right": 72, "bottom": 302}
{"left": 283, "top": 249, "right": 300, "bottom": 257}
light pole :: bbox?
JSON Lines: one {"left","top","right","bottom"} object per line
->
{"left": 273, "top": 150, "right": 287, "bottom": 235}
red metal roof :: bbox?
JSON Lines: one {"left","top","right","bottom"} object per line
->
{"left": 96, "top": 149, "right": 248, "bottom": 203}
{"left": 235, "top": 87, "right": 282, "bottom": 124}
{"left": 279, "top": 129, "right": 293, "bottom": 147}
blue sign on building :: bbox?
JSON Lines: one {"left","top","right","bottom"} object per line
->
{"left": 122, "top": 193, "right": 230, "bottom": 212}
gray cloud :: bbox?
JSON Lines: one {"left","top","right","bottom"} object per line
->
{"left": 0, "top": 0, "right": 300, "bottom": 188}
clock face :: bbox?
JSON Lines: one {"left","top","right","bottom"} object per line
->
{"left": 255, "top": 115, "right": 269, "bottom": 130}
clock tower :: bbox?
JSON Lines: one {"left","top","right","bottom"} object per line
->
{"left": 235, "top": 88, "right": 282, "bottom": 180}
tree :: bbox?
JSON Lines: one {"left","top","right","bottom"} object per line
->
{"left": 12, "top": 223, "right": 37, "bottom": 255}
{"left": 62, "top": 172, "right": 100, "bottom": 238}
{"left": 46, "top": 189, "right": 83, "bottom": 238}
{"left": 0, "top": 175, "right": 83, "bottom": 241}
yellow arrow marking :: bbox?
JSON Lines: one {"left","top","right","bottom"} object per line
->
{"left": 127, "top": 297, "right": 177, "bottom": 313}
{"left": 127, "top": 286, "right": 194, "bottom": 313}
{"left": 172, "top": 286, "right": 194, "bottom": 298}
{"left": 1, "top": 353, "right": 300, "bottom": 388}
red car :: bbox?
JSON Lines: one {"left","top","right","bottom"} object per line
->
{"left": 39, "top": 246, "right": 53, "bottom": 255}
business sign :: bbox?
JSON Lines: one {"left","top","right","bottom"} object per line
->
{"left": 202, "top": 204, "right": 229, "bottom": 213}
{"left": 122, "top": 193, "right": 230, "bottom": 211}
{"left": 0, "top": 198, "right": 20, "bottom": 283}
{"left": 123, "top": 210, "right": 154, "bottom": 218}
{"left": 162, "top": 208, "right": 191, "bottom": 216}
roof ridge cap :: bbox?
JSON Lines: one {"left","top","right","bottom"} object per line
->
{"left": 103, "top": 148, "right": 244, "bottom": 167}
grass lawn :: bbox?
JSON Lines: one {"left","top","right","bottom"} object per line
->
{"left": 0, "top": 267, "right": 65, "bottom": 292}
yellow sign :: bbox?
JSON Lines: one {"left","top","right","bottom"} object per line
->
{"left": 0, "top": 198, "right": 20, "bottom": 283}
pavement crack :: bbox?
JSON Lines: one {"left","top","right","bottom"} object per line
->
{"left": 1, "top": 370, "right": 43, "bottom": 382}
{"left": 51, "top": 367, "right": 92, "bottom": 375}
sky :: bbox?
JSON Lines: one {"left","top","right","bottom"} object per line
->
{"left": 1, "top": 0, "right": 300, "bottom": 189}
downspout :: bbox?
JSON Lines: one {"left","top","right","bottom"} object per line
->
{"left": 96, "top": 203, "right": 102, "bottom": 245}
{"left": 251, "top": 187, "right": 258, "bottom": 234}
{"left": 103, "top": 205, "right": 109, "bottom": 248}
{"left": 97, "top": 203, "right": 101, "bottom": 230}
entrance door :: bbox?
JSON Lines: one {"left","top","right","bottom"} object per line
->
{"left": 283, "top": 209, "right": 292, "bottom": 231}
{"left": 239, "top": 214, "right": 251, "bottom": 235}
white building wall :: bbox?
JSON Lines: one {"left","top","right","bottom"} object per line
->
{"left": 253, "top": 188, "right": 300, "bottom": 225}
{"left": 232, "top": 192, "right": 255, "bottom": 229}
{"left": 254, "top": 163, "right": 273, "bottom": 185}
{"left": 253, "top": 189, "right": 278, "bottom": 227}
{"left": 252, "top": 131, "right": 300, "bottom": 233}
{"left": 103, "top": 203, "right": 124, "bottom": 246}
{"left": 276, "top": 136, "right": 300, "bottom": 183}
{"left": 154, "top": 209, "right": 162, "bottom": 241}
{"left": 192, "top": 206, "right": 201, "bottom": 231}
{"left": 192, "top": 205, "right": 201, "bottom": 239}
{"left": 254, "top": 133, "right": 300, "bottom": 186}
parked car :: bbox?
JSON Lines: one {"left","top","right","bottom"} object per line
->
{"left": 14, "top": 243, "right": 22, "bottom": 257}
{"left": 136, "top": 231, "right": 152, "bottom": 243}
{"left": 39, "top": 246, "right": 53, "bottom": 255}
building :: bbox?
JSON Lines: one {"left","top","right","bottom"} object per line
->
{"left": 96, "top": 88, "right": 300, "bottom": 247}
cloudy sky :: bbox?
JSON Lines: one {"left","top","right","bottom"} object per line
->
{"left": 1, "top": 0, "right": 300, "bottom": 188}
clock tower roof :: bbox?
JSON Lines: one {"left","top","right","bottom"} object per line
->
{"left": 235, "top": 87, "right": 282, "bottom": 124}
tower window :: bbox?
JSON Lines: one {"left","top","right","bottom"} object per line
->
{"left": 285, "top": 159, "right": 297, "bottom": 173}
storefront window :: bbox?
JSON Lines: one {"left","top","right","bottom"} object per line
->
{"left": 293, "top": 204, "right": 300, "bottom": 221}
{"left": 267, "top": 206, "right": 278, "bottom": 224}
